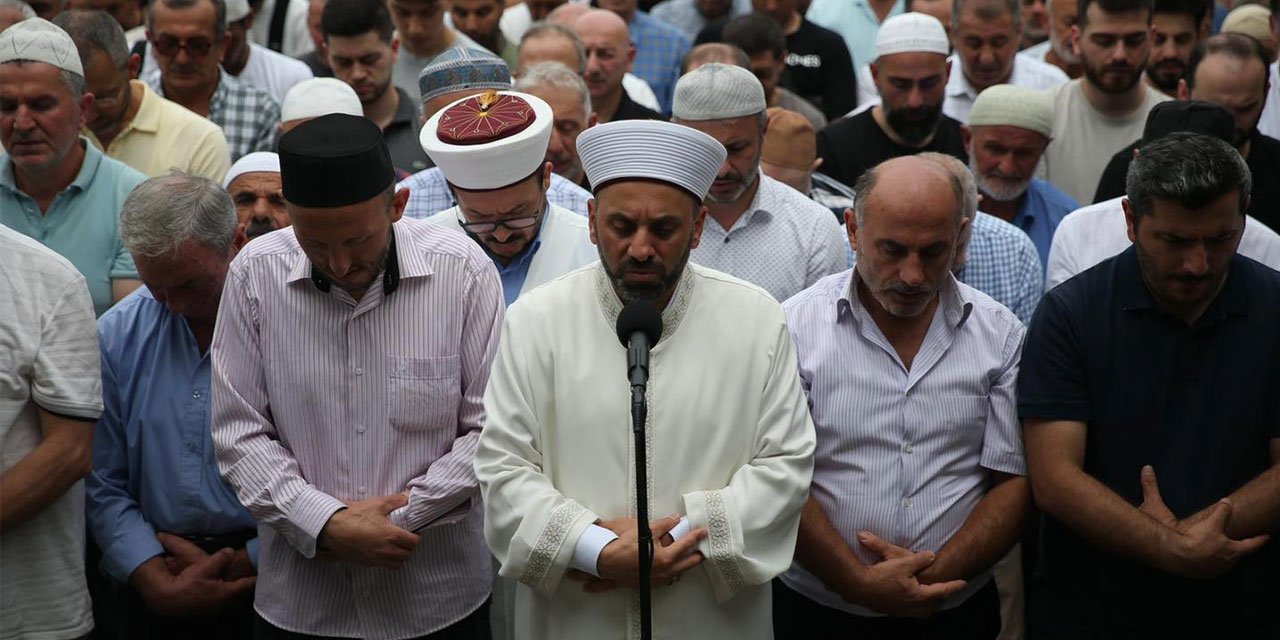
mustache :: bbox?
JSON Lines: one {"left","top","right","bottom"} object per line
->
{"left": 246, "top": 221, "right": 277, "bottom": 238}
{"left": 882, "top": 280, "right": 933, "bottom": 296}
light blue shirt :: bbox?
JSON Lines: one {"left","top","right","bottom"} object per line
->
{"left": 0, "top": 140, "right": 144, "bottom": 316}
{"left": 805, "top": 0, "right": 904, "bottom": 71}
{"left": 86, "top": 288, "right": 258, "bottom": 584}
{"left": 492, "top": 220, "right": 545, "bottom": 307}
{"left": 1010, "top": 178, "right": 1077, "bottom": 270}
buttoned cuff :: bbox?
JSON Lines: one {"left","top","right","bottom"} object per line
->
{"left": 569, "top": 524, "right": 619, "bottom": 577}
{"left": 101, "top": 525, "right": 165, "bottom": 585}
{"left": 287, "top": 488, "right": 347, "bottom": 558}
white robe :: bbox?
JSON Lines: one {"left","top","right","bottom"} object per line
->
{"left": 476, "top": 262, "right": 816, "bottom": 640}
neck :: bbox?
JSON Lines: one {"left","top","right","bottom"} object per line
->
{"left": 767, "top": 87, "right": 782, "bottom": 107}
{"left": 94, "top": 81, "right": 144, "bottom": 149}
{"left": 782, "top": 12, "right": 802, "bottom": 34}
{"left": 163, "top": 76, "right": 218, "bottom": 116}
{"left": 1145, "top": 273, "right": 1222, "bottom": 326}
{"left": 365, "top": 85, "right": 400, "bottom": 129}
{"left": 1080, "top": 77, "right": 1147, "bottom": 117}
{"left": 856, "top": 275, "right": 939, "bottom": 369}
{"left": 224, "top": 43, "right": 251, "bottom": 75}
{"left": 872, "top": 105, "right": 937, "bottom": 148}
{"left": 593, "top": 86, "right": 624, "bottom": 122}
{"left": 1045, "top": 49, "right": 1083, "bottom": 78}
{"left": 707, "top": 172, "right": 760, "bottom": 231}
{"left": 407, "top": 28, "right": 455, "bottom": 59}
{"left": 14, "top": 141, "right": 86, "bottom": 213}
{"left": 186, "top": 314, "right": 217, "bottom": 353}
{"left": 982, "top": 193, "right": 1022, "bottom": 222}
{"left": 616, "top": 7, "right": 635, "bottom": 23}
{"left": 1238, "top": 134, "right": 1253, "bottom": 160}
{"left": 869, "top": 0, "right": 897, "bottom": 20}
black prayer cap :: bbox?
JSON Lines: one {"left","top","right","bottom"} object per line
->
{"left": 1140, "top": 100, "right": 1234, "bottom": 146}
{"left": 278, "top": 114, "right": 395, "bottom": 208}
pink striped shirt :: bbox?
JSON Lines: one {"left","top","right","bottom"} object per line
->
{"left": 211, "top": 217, "right": 504, "bottom": 639}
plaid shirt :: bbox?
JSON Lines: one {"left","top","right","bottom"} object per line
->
{"left": 144, "top": 68, "right": 280, "bottom": 162}
{"left": 397, "top": 168, "right": 594, "bottom": 220}
{"left": 628, "top": 11, "right": 690, "bottom": 115}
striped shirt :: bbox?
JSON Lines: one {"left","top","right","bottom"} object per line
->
{"left": 398, "top": 168, "right": 593, "bottom": 220}
{"left": 210, "top": 218, "right": 504, "bottom": 639}
{"left": 779, "top": 268, "right": 1026, "bottom": 617}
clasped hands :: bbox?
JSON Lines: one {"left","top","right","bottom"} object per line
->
{"left": 834, "top": 532, "right": 967, "bottom": 619}
{"left": 131, "top": 532, "right": 256, "bottom": 617}
{"left": 566, "top": 515, "right": 708, "bottom": 593}
{"left": 317, "top": 492, "right": 422, "bottom": 568}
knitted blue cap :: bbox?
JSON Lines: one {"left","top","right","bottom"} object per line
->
{"left": 417, "top": 47, "right": 512, "bottom": 104}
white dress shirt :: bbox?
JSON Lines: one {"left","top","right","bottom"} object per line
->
{"left": 944, "top": 54, "right": 1070, "bottom": 123}
{"left": 237, "top": 42, "right": 314, "bottom": 106}
{"left": 1259, "top": 61, "right": 1280, "bottom": 140}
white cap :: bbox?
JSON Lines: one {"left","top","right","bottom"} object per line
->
{"left": 672, "top": 63, "right": 767, "bottom": 121}
{"left": 577, "top": 120, "right": 727, "bottom": 201}
{"left": 421, "top": 91, "right": 553, "bottom": 190}
{"left": 875, "top": 12, "right": 950, "bottom": 60}
{"left": 223, "top": 151, "right": 280, "bottom": 188}
{"left": 968, "top": 84, "right": 1054, "bottom": 138}
{"left": 225, "top": 0, "right": 251, "bottom": 23}
{"left": 281, "top": 78, "right": 363, "bottom": 123}
{"left": 0, "top": 17, "right": 83, "bottom": 76}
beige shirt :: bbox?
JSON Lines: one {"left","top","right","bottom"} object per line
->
{"left": 86, "top": 81, "right": 232, "bottom": 182}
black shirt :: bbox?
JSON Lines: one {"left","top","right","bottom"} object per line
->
{"left": 815, "top": 108, "right": 968, "bottom": 187}
{"left": 384, "top": 87, "right": 433, "bottom": 175}
{"left": 298, "top": 50, "right": 333, "bottom": 78}
{"left": 1018, "top": 247, "right": 1280, "bottom": 636}
{"left": 607, "top": 87, "right": 665, "bottom": 123}
{"left": 1093, "top": 131, "right": 1280, "bottom": 234}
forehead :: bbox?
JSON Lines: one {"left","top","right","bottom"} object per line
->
{"left": 677, "top": 114, "right": 760, "bottom": 143}
{"left": 452, "top": 0, "right": 501, "bottom": 9}
{"left": 863, "top": 166, "right": 958, "bottom": 233}
{"left": 327, "top": 31, "right": 389, "bottom": 53}
{"left": 1081, "top": 5, "right": 1150, "bottom": 34}
{"left": 596, "top": 179, "right": 697, "bottom": 216}
{"left": 876, "top": 51, "right": 949, "bottom": 76}
{"left": 151, "top": 0, "right": 219, "bottom": 32}
{"left": 1192, "top": 54, "right": 1267, "bottom": 93}
{"left": 0, "top": 61, "right": 73, "bottom": 98}
{"left": 520, "top": 35, "right": 578, "bottom": 64}
{"left": 1141, "top": 192, "right": 1243, "bottom": 233}
{"left": 288, "top": 196, "right": 387, "bottom": 235}
{"left": 957, "top": 4, "right": 1017, "bottom": 31}
{"left": 229, "top": 171, "right": 283, "bottom": 192}
{"left": 1151, "top": 11, "right": 1196, "bottom": 31}
{"left": 972, "top": 124, "right": 1049, "bottom": 147}
{"left": 575, "top": 18, "right": 627, "bottom": 46}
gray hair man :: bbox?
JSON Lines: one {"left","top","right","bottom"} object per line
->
{"left": 1021, "top": 0, "right": 1084, "bottom": 77}
{"left": 515, "top": 60, "right": 597, "bottom": 188}
{"left": 673, "top": 62, "right": 846, "bottom": 303}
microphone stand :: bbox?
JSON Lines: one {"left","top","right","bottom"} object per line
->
{"left": 631, "top": 374, "right": 654, "bottom": 640}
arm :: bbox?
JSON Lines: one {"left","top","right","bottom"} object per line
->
{"left": 0, "top": 408, "right": 94, "bottom": 529}
{"left": 918, "top": 472, "right": 1030, "bottom": 584}
{"left": 793, "top": 494, "right": 873, "bottom": 600}
{"left": 815, "top": 130, "right": 842, "bottom": 186}
{"left": 1218, "top": 439, "right": 1280, "bottom": 539}
{"left": 112, "top": 278, "right": 143, "bottom": 303}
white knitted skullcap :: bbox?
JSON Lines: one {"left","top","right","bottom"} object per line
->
{"left": 968, "top": 84, "right": 1054, "bottom": 138}
{"left": 577, "top": 120, "right": 727, "bottom": 200}
{"left": 672, "top": 62, "right": 767, "bottom": 121}
{"left": 225, "top": 0, "right": 251, "bottom": 23}
{"left": 281, "top": 78, "right": 363, "bottom": 123}
{"left": 0, "top": 17, "right": 83, "bottom": 76}
{"left": 875, "top": 12, "right": 950, "bottom": 60}
{"left": 223, "top": 151, "right": 280, "bottom": 188}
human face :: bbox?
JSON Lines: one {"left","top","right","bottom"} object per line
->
{"left": 133, "top": 236, "right": 240, "bottom": 323}
{"left": 149, "top": 0, "right": 227, "bottom": 93}
{"left": 1185, "top": 53, "right": 1268, "bottom": 149}
{"left": 1023, "top": 0, "right": 1049, "bottom": 40}
{"left": 0, "top": 62, "right": 91, "bottom": 174}
{"left": 454, "top": 167, "right": 550, "bottom": 260}
{"left": 589, "top": 179, "right": 705, "bottom": 306}
{"left": 751, "top": 0, "right": 797, "bottom": 26}
{"left": 389, "top": 0, "right": 446, "bottom": 56}
{"left": 677, "top": 114, "right": 763, "bottom": 205}
{"left": 872, "top": 52, "right": 949, "bottom": 144}
{"left": 577, "top": 18, "right": 632, "bottom": 100}
{"left": 1074, "top": 5, "right": 1151, "bottom": 94}
{"left": 229, "top": 172, "right": 290, "bottom": 239}
{"left": 526, "top": 83, "right": 591, "bottom": 183}
{"left": 954, "top": 5, "right": 1020, "bottom": 92}
{"left": 1124, "top": 191, "right": 1243, "bottom": 321}
{"left": 69, "top": 0, "right": 144, "bottom": 29}
{"left": 450, "top": 0, "right": 503, "bottom": 51}
{"left": 517, "top": 33, "right": 580, "bottom": 75}
{"left": 1047, "top": 0, "right": 1079, "bottom": 63}
{"left": 748, "top": 51, "right": 785, "bottom": 97}
{"left": 1146, "top": 13, "right": 1197, "bottom": 94}
{"left": 289, "top": 188, "right": 408, "bottom": 297}
{"left": 527, "top": 0, "right": 566, "bottom": 21}
{"left": 965, "top": 124, "right": 1049, "bottom": 201}
{"left": 695, "top": 0, "right": 733, "bottom": 20}
{"left": 0, "top": 6, "right": 28, "bottom": 30}
{"left": 327, "top": 31, "right": 395, "bottom": 105}
{"left": 83, "top": 49, "right": 132, "bottom": 135}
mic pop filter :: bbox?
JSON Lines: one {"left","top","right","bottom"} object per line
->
{"left": 615, "top": 300, "right": 663, "bottom": 347}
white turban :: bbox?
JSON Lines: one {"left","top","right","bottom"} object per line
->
{"left": 577, "top": 120, "right": 727, "bottom": 201}
{"left": 672, "top": 63, "right": 767, "bottom": 121}
{"left": 421, "top": 91, "right": 553, "bottom": 190}
{"left": 223, "top": 151, "right": 281, "bottom": 188}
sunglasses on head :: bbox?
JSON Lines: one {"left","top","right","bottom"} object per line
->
{"left": 152, "top": 34, "right": 214, "bottom": 57}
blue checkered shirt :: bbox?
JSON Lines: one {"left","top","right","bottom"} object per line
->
{"left": 143, "top": 68, "right": 280, "bottom": 162}
{"left": 397, "top": 168, "right": 594, "bottom": 220}
{"left": 649, "top": 0, "right": 753, "bottom": 42}
{"left": 628, "top": 11, "right": 691, "bottom": 115}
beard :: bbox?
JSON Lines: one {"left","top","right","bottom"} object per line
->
{"left": 1082, "top": 56, "right": 1145, "bottom": 94}
{"left": 598, "top": 237, "right": 693, "bottom": 304}
{"left": 861, "top": 267, "right": 942, "bottom": 318}
{"left": 706, "top": 165, "right": 759, "bottom": 204}
{"left": 971, "top": 157, "right": 1033, "bottom": 202}
{"left": 886, "top": 103, "right": 945, "bottom": 145}
{"left": 1145, "top": 58, "right": 1185, "bottom": 94}
{"left": 246, "top": 219, "right": 278, "bottom": 239}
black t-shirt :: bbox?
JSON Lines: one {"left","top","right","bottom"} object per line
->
{"left": 815, "top": 108, "right": 968, "bottom": 187}
{"left": 610, "top": 88, "right": 665, "bottom": 123}
{"left": 1018, "top": 247, "right": 1280, "bottom": 636}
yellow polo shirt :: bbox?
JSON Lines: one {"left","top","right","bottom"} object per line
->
{"left": 86, "top": 81, "right": 232, "bottom": 182}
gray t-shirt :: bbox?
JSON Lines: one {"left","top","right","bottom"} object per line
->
{"left": 392, "top": 30, "right": 487, "bottom": 105}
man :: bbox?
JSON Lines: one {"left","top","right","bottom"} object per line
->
{"left": 805, "top": 0, "right": 903, "bottom": 72}
{"left": 87, "top": 173, "right": 259, "bottom": 638}
{"left": 674, "top": 63, "right": 846, "bottom": 302}
{"left": 247, "top": 0, "right": 312, "bottom": 57}
{"left": 519, "top": 18, "right": 659, "bottom": 114}
{"left": 0, "top": 0, "right": 34, "bottom": 29}
{"left": 323, "top": 0, "right": 432, "bottom": 174}
{"left": 1094, "top": 35, "right": 1280, "bottom": 228}
{"left": 0, "top": 225, "right": 101, "bottom": 640}
{"left": 399, "top": 47, "right": 595, "bottom": 218}
{"left": 721, "top": 14, "right": 828, "bottom": 129}
{"left": 0, "top": 18, "right": 145, "bottom": 316}
{"left": 851, "top": 0, "right": 953, "bottom": 108}
{"left": 1022, "top": 0, "right": 1083, "bottom": 77}
{"left": 1221, "top": 4, "right": 1276, "bottom": 62}
{"left": 962, "top": 84, "right": 1077, "bottom": 266}
{"left": 516, "top": 61, "right": 597, "bottom": 188}
{"left": 388, "top": 0, "right": 484, "bottom": 103}
{"left": 475, "top": 116, "right": 816, "bottom": 639}
{"left": 1020, "top": 132, "right": 1280, "bottom": 638}
{"left": 746, "top": 0, "right": 855, "bottom": 120}
{"left": 220, "top": 0, "right": 314, "bottom": 105}
{"left": 68, "top": 0, "right": 144, "bottom": 31}
{"left": 946, "top": 0, "right": 1069, "bottom": 123}
{"left": 1260, "top": 0, "right": 1279, "bottom": 138}
{"left": 298, "top": 0, "right": 331, "bottom": 75}
{"left": 549, "top": 4, "right": 665, "bottom": 111}
{"left": 1047, "top": 101, "right": 1280, "bottom": 288}
{"left": 18, "top": 0, "right": 63, "bottom": 20}
{"left": 599, "top": 0, "right": 690, "bottom": 114}
{"left": 1144, "top": 0, "right": 1205, "bottom": 95}
{"left": 759, "top": 107, "right": 855, "bottom": 216}
{"left": 777, "top": 153, "right": 1028, "bottom": 640}
{"left": 142, "top": 0, "right": 281, "bottom": 161}
{"left": 573, "top": 9, "right": 665, "bottom": 122}
{"left": 651, "top": 0, "right": 751, "bottom": 41}
{"left": 211, "top": 114, "right": 504, "bottom": 639}
{"left": 1022, "top": 0, "right": 1049, "bottom": 47}
{"left": 817, "top": 13, "right": 968, "bottom": 188}
{"left": 451, "top": 0, "right": 518, "bottom": 66}
{"left": 278, "top": 76, "right": 362, "bottom": 131}
{"left": 56, "top": 9, "right": 232, "bottom": 180}
{"left": 224, "top": 152, "right": 290, "bottom": 239}
{"left": 1041, "top": 0, "right": 1170, "bottom": 203}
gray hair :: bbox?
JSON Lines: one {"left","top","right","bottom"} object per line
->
{"left": 520, "top": 21, "right": 586, "bottom": 74}
{"left": 515, "top": 60, "right": 591, "bottom": 121}
{"left": 54, "top": 9, "right": 131, "bottom": 71}
{"left": 1126, "top": 132, "right": 1251, "bottom": 219}
{"left": 0, "top": 0, "right": 36, "bottom": 19}
{"left": 148, "top": 0, "right": 227, "bottom": 38}
{"left": 852, "top": 157, "right": 966, "bottom": 228}
{"left": 953, "top": 0, "right": 1022, "bottom": 31}
{"left": 120, "top": 171, "right": 238, "bottom": 258}
{"left": 918, "top": 152, "right": 977, "bottom": 220}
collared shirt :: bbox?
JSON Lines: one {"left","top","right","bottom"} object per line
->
{"left": 210, "top": 218, "right": 504, "bottom": 639}
{"left": 650, "top": 0, "right": 752, "bottom": 42}
{"left": 238, "top": 42, "right": 315, "bottom": 105}
{"left": 780, "top": 268, "right": 1026, "bottom": 616}
{"left": 485, "top": 211, "right": 545, "bottom": 306}
{"left": 805, "top": 0, "right": 904, "bottom": 71}
{"left": 86, "top": 80, "right": 232, "bottom": 181}
{"left": 398, "top": 168, "right": 593, "bottom": 219}
{"left": 1259, "top": 61, "right": 1279, "bottom": 140}
{"left": 87, "top": 288, "right": 258, "bottom": 586}
{"left": 1006, "top": 178, "right": 1077, "bottom": 269}
{"left": 628, "top": 11, "right": 691, "bottom": 114}
{"left": 944, "top": 53, "right": 1070, "bottom": 123}
{"left": 692, "top": 172, "right": 847, "bottom": 303}
{"left": 384, "top": 87, "right": 434, "bottom": 175}
{"left": 0, "top": 140, "right": 144, "bottom": 316}
{"left": 143, "top": 68, "right": 281, "bottom": 162}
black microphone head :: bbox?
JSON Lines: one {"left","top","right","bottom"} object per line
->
{"left": 615, "top": 300, "right": 663, "bottom": 347}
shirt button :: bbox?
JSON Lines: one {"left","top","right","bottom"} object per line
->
{"left": 356, "top": 424, "right": 366, "bottom": 433}
{"left": 355, "top": 367, "right": 364, "bottom": 376}
{"left": 358, "top": 486, "right": 367, "bottom": 495}
{"left": 904, "top": 444, "right": 914, "bottom": 454}
{"left": 192, "top": 390, "right": 201, "bottom": 399}
{"left": 903, "top": 498, "right": 912, "bottom": 508}
{"left": 187, "top": 443, "right": 198, "bottom": 453}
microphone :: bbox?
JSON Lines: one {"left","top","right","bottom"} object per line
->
{"left": 615, "top": 301, "right": 663, "bottom": 387}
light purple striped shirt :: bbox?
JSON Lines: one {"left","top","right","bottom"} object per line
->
{"left": 779, "top": 268, "right": 1026, "bottom": 617}
{"left": 211, "top": 217, "right": 504, "bottom": 639}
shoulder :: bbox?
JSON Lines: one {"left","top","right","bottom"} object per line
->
{"left": 818, "top": 110, "right": 866, "bottom": 139}
{"left": 782, "top": 268, "right": 848, "bottom": 315}
{"left": 224, "top": 73, "right": 281, "bottom": 111}
{"left": 252, "top": 42, "right": 313, "bottom": 75}
{"left": 504, "top": 263, "right": 599, "bottom": 321}
{"left": 1233, "top": 254, "right": 1280, "bottom": 298}
{"left": 955, "top": 279, "right": 1025, "bottom": 340}
{"left": 1030, "top": 179, "right": 1079, "bottom": 214}
{"left": 92, "top": 150, "right": 147, "bottom": 194}
{"left": 1055, "top": 197, "right": 1122, "bottom": 238}
{"left": 634, "top": 11, "right": 690, "bottom": 44}
{"left": 396, "top": 217, "right": 497, "bottom": 284}
{"left": 97, "top": 287, "right": 162, "bottom": 344}
{"left": 548, "top": 172, "right": 592, "bottom": 201}
{"left": 689, "top": 263, "right": 788, "bottom": 311}
{"left": 547, "top": 204, "right": 590, "bottom": 231}
{"left": 0, "top": 226, "right": 84, "bottom": 287}
{"left": 1240, "top": 215, "right": 1280, "bottom": 271}
{"left": 759, "top": 174, "right": 836, "bottom": 221}
{"left": 153, "top": 92, "right": 226, "bottom": 136}
{"left": 229, "top": 226, "right": 303, "bottom": 277}
{"left": 972, "top": 212, "right": 1040, "bottom": 265}
{"left": 1014, "top": 53, "right": 1070, "bottom": 86}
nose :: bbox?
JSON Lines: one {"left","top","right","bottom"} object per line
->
{"left": 905, "top": 85, "right": 925, "bottom": 109}
{"left": 250, "top": 197, "right": 274, "bottom": 222}
{"left": 626, "top": 230, "right": 657, "bottom": 262}
{"left": 13, "top": 104, "right": 36, "bottom": 129}
{"left": 998, "top": 153, "right": 1018, "bottom": 176}
{"left": 1182, "top": 244, "right": 1209, "bottom": 276}
{"left": 716, "top": 159, "right": 733, "bottom": 179}
{"left": 548, "top": 130, "right": 566, "bottom": 155}
{"left": 899, "top": 254, "right": 925, "bottom": 287}
{"left": 328, "top": 250, "right": 354, "bottom": 278}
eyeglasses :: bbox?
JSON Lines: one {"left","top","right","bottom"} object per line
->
{"left": 152, "top": 34, "right": 214, "bottom": 58}
{"left": 456, "top": 209, "right": 542, "bottom": 234}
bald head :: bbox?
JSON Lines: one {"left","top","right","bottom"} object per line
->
{"left": 573, "top": 8, "right": 628, "bottom": 45}
{"left": 575, "top": 8, "right": 633, "bottom": 100}
{"left": 547, "top": 2, "right": 589, "bottom": 26}
{"left": 855, "top": 156, "right": 962, "bottom": 229}
{"left": 682, "top": 42, "right": 750, "bottom": 73}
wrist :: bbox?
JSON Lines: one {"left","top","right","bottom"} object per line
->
{"left": 838, "top": 559, "right": 872, "bottom": 604}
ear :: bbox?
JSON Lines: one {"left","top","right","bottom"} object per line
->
{"left": 587, "top": 197, "right": 600, "bottom": 245}
{"left": 960, "top": 124, "right": 971, "bottom": 149}
{"left": 390, "top": 186, "right": 410, "bottom": 222}
{"left": 588, "top": 111, "right": 599, "bottom": 127}
{"left": 844, "top": 208, "right": 858, "bottom": 250}
{"left": 391, "top": 35, "right": 400, "bottom": 58}
{"left": 689, "top": 203, "right": 707, "bottom": 249}
{"left": 625, "top": 45, "right": 636, "bottom": 72}
{"left": 1070, "top": 24, "right": 1082, "bottom": 57}
{"left": 230, "top": 222, "right": 249, "bottom": 255}
{"left": 542, "top": 161, "right": 553, "bottom": 192}
{"left": 943, "top": 57, "right": 951, "bottom": 83}
{"left": 78, "top": 92, "right": 95, "bottom": 128}
{"left": 244, "top": 6, "right": 257, "bottom": 30}
{"left": 216, "top": 30, "right": 232, "bottom": 63}
{"left": 128, "top": 52, "right": 142, "bottom": 80}
{"left": 1176, "top": 78, "right": 1188, "bottom": 100}
{"left": 1122, "top": 196, "right": 1137, "bottom": 243}
{"left": 869, "top": 61, "right": 879, "bottom": 86}
{"left": 810, "top": 157, "right": 823, "bottom": 172}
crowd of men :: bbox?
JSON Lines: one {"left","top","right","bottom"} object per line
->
{"left": 1, "top": 0, "right": 1278, "bottom": 637}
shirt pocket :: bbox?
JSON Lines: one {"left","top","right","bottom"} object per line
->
{"left": 939, "top": 395, "right": 990, "bottom": 449}
{"left": 387, "top": 355, "right": 460, "bottom": 432}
